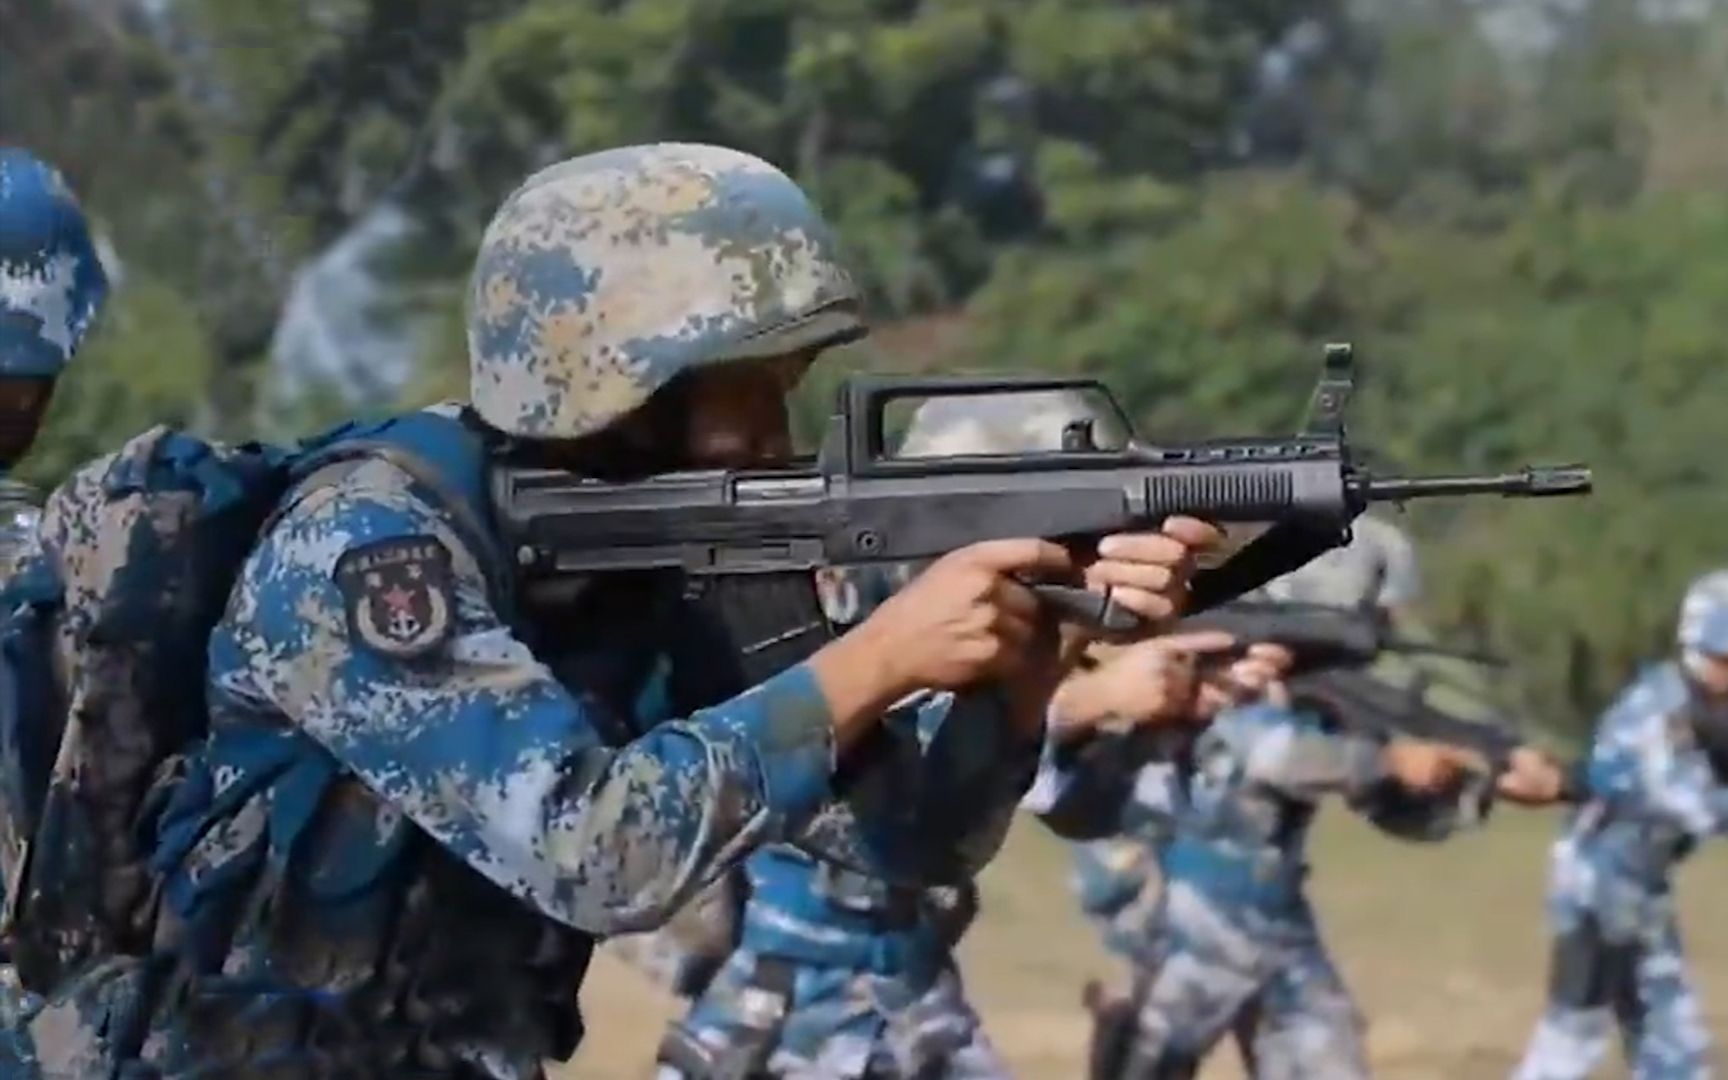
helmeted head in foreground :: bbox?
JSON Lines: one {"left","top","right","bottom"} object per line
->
{"left": 1260, "top": 514, "right": 1420, "bottom": 611}
{"left": 466, "top": 142, "right": 864, "bottom": 443}
{"left": 0, "top": 147, "right": 108, "bottom": 466}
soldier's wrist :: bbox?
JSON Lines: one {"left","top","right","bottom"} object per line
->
{"left": 810, "top": 625, "right": 910, "bottom": 749}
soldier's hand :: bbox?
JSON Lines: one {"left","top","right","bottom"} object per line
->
{"left": 854, "top": 538, "right": 1076, "bottom": 693}
{"left": 1082, "top": 516, "right": 1223, "bottom": 631}
{"left": 1194, "top": 643, "right": 1297, "bottom": 719}
{"left": 1050, "top": 631, "right": 1239, "bottom": 735}
{"left": 1382, "top": 740, "right": 1476, "bottom": 795}
{"left": 1495, "top": 746, "right": 1568, "bottom": 806}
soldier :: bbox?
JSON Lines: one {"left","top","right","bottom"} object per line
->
{"left": 9, "top": 144, "right": 1212, "bottom": 1075}
{"left": 1513, "top": 570, "right": 1728, "bottom": 1080}
{"left": 654, "top": 389, "right": 1270, "bottom": 1079}
{"left": 0, "top": 147, "right": 108, "bottom": 578}
{"left": 0, "top": 148, "right": 105, "bottom": 1051}
{"left": 1034, "top": 518, "right": 1570, "bottom": 1079}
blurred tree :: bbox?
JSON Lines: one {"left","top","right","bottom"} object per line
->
{"left": 12, "top": 0, "right": 1728, "bottom": 738}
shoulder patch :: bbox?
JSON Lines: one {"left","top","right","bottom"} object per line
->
{"left": 334, "top": 536, "right": 456, "bottom": 660}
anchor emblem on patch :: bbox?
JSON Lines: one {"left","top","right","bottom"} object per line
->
{"left": 335, "top": 536, "right": 456, "bottom": 660}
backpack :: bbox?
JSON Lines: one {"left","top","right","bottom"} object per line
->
{"left": 0, "top": 408, "right": 492, "bottom": 994}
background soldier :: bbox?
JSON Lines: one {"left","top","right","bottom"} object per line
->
{"left": 0, "top": 147, "right": 108, "bottom": 578}
{"left": 1514, "top": 569, "right": 1728, "bottom": 1080}
{"left": 1037, "top": 519, "right": 1568, "bottom": 1078}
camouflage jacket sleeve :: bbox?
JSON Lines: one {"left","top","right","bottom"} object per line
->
{"left": 1219, "top": 702, "right": 1472, "bottom": 840}
{"left": 223, "top": 459, "right": 835, "bottom": 934}
{"left": 1586, "top": 664, "right": 1727, "bottom": 837}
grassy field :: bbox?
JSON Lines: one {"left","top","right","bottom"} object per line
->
{"left": 565, "top": 807, "right": 1728, "bottom": 1078}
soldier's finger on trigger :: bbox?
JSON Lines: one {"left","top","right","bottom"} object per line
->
{"left": 989, "top": 576, "right": 1041, "bottom": 621}
{"left": 1096, "top": 532, "right": 1190, "bottom": 568}
{"left": 1156, "top": 515, "right": 1224, "bottom": 551}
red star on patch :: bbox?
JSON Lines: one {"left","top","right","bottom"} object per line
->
{"left": 380, "top": 584, "right": 416, "bottom": 613}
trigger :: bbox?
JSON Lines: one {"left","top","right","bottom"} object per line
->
{"left": 1028, "top": 583, "right": 1144, "bottom": 634}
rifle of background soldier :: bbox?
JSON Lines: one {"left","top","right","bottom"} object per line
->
{"left": 1174, "top": 600, "right": 1591, "bottom": 805}
{"left": 494, "top": 343, "right": 1593, "bottom": 686}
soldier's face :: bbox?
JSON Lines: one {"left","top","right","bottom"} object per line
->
{"left": 1691, "top": 651, "right": 1728, "bottom": 698}
{"left": 679, "top": 352, "right": 815, "bottom": 469}
{"left": 0, "top": 376, "right": 53, "bottom": 467}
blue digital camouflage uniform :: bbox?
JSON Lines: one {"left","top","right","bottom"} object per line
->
{"left": 0, "top": 147, "right": 108, "bottom": 578}
{"left": 1513, "top": 648, "right": 1728, "bottom": 1078}
{"left": 133, "top": 437, "right": 853, "bottom": 1074}
{"left": 658, "top": 847, "right": 1003, "bottom": 1079}
{"left": 0, "top": 147, "right": 106, "bottom": 1071}
{"left": 1033, "top": 698, "right": 1478, "bottom": 1079}
{"left": 4, "top": 144, "right": 934, "bottom": 1076}
{"left": 655, "top": 564, "right": 1023, "bottom": 1079}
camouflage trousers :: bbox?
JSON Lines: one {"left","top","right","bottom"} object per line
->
{"left": 1106, "top": 879, "right": 1368, "bottom": 1080}
{"left": 655, "top": 948, "right": 1008, "bottom": 1079}
{"left": 1514, "top": 914, "right": 1711, "bottom": 1080}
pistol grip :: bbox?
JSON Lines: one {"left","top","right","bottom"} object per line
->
{"left": 1028, "top": 583, "right": 1144, "bottom": 634}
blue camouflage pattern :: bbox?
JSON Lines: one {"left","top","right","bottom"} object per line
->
{"left": 19, "top": 411, "right": 838, "bottom": 1077}
{"left": 3, "top": 145, "right": 885, "bottom": 1075}
{"left": 659, "top": 847, "right": 1005, "bottom": 1080}
{"left": 467, "top": 143, "right": 862, "bottom": 440}
{"left": 1515, "top": 662, "right": 1724, "bottom": 1080}
{"left": 0, "top": 148, "right": 107, "bottom": 378}
{"left": 655, "top": 564, "right": 1034, "bottom": 1078}
{"left": 1033, "top": 699, "right": 1477, "bottom": 1077}
{"left": 1068, "top": 836, "right": 1163, "bottom": 965}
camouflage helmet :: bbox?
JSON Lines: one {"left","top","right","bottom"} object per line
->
{"left": 0, "top": 148, "right": 108, "bottom": 378}
{"left": 895, "top": 387, "right": 1130, "bottom": 457}
{"left": 466, "top": 143, "right": 863, "bottom": 440}
{"left": 1260, "top": 514, "right": 1420, "bottom": 610}
{"left": 1678, "top": 569, "right": 1728, "bottom": 657}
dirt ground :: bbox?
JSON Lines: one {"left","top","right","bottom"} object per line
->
{"left": 561, "top": 807, "right": 1728, "bottom": 1078}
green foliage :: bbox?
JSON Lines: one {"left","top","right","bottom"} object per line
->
{"left": 15, "top": 0, "right": 1728, "bottom": 740}
{"left": 957, "top": 168, "right": 1728, "bottom": 737}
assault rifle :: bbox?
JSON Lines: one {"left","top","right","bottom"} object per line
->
{"left": 492, "top": 343, "right": 1591, "bottom": 685}
{"left": 1291, "top": 667, "right": 1590, "bottom": 803}
{"left": 1175, "top": 600, "right": 1592, "bottom": 802}
{"left": 1282, "top": 666, "right": 1522, "bottom": 774}
{"left": 1177, "top": 600, "right": 1503, "bottom": 675}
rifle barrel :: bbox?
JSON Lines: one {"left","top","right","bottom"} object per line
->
{"left": 1363, "top": 464, "right": 1592, "bottom": 502}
